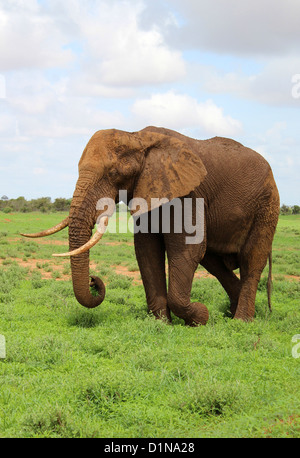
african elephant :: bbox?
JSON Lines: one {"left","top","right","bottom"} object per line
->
{"left": 22, "top": 126, "right": 280, "bottom": 325}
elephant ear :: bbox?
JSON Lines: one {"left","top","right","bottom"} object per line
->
{"left": 132, "top": 132, "right": 207, "bottom": 214}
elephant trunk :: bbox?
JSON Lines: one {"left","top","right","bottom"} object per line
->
{"left": 68, "top": 171, "right": 115, "bottom": 309}
{"left": 70, "top": 251, "right": 105, "bottom": 309}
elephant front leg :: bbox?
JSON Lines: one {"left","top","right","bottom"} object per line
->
{"left": 134, "top": 232, "right": 171, "bottom": 322}
{"left": 165, "top": 234, "right": 209, "bottom": 326}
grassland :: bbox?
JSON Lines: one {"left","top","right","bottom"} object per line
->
{"left": 0, "top": 212, "right": 299, "bottom": 438}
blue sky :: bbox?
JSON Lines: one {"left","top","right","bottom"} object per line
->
{"left": 0, "top": 0, "right": 299, "bottom": 204}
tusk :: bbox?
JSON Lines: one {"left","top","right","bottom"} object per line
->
{"left": 20, "top": 217, "right": 69, "bottom": 238}
{"left": 52, "top": 216, "right": 108, "bottom": 257}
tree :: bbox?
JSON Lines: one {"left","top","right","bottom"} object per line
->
{"left": 280, "top": 204, "right": 291, "bottom": 215}
{"left": 13, "top": 196, "right": 27, "bottom": 212}
{"left": 292, "top": 205, "right": 300, "bottom": 215}
{"left": 53, "top": 198, "right": 71, "bottom": 212}
{"left": 32, "top": 197, "right": 52, "bottom": 213}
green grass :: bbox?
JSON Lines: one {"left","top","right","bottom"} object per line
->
{"left": 0, "top": 212, "right": 299, "bottom": 438}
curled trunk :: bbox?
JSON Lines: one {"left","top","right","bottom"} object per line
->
{"left": 70, "top": 251, "right": 105, "bottom": 308}
{"left": 68, "top": 171, "right": 115, "bottom": 309}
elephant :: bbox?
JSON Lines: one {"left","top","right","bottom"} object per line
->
{"left": 22, "top": 126, "right": 280, "bottom": 325}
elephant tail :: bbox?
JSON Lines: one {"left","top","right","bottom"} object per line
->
{"left": 267, "top": 251, "right": 273, "bottom": 312}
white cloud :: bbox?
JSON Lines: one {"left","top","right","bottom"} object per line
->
{"left": 1, "top": 70, "right": 125, "bottom": 138}
{"left": 19, "top": 99, "right": 125, "bottom": 138}
{"left": 166, "top": 0, "right": 300, "bottom": 56}
{"left": 0, "top": 113, "right": 15, "bottom": 135}
{"left": 0, "top": 0, "right": 186, "bottom": 95}
{"left": 132, "top": 91, "right": 242, "bottom": 136}
{"left": 69, "top": 78, "right": 135, "bottom": 99}
{"left": 0, "top": 0, "right": 74, "bottom": 71}
{"left": 199, "top": 55, "right": 300, "bottom": 107}
{"left": 251, "top": 121, "right": 300, "bottom": 197}
{"left": 69, "top": 0, "right": 186, "bottom": 90}
{"left": 99, "top": 25, "right": 185, "bottom": 86}
{"left": 33, "top": 167, "right": 46, "bottom": 176}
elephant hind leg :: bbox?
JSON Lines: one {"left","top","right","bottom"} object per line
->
{"left": 234, "top": 216, "right": 277, "bottom": 321}
{"left": 134, "top": 232, "right": 170, "bottom": 322}
{"left": 200, "top": 252, "right": 241, "bottom": 315}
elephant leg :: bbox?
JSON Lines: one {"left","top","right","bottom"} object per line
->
{"left": 200, "top": 252, "right": 241, "bottom": 315}
{"left": 234, "top": 217, "right": 276, "bottom": 321}
{"left": 134, "top": 232, "right": 170, "bottom": 322}
{"left": 164, "top": 233, "right": 208, "bottom": 326}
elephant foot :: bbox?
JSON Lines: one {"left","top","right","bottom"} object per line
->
{"left": 233, "top": 300, "right": 255, "bottom": 322}
{"left": 184, "top": 302, "right": 209, "bottom": 326}
{"left": 90, "top": 275, "right": 106, "bottom": 302}
{"left": 233, "top": 311, "right": 254, "bottom": 322}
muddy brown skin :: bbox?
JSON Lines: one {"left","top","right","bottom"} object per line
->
{"left": 40, "top": 127, "right": 281, "bottom": 325}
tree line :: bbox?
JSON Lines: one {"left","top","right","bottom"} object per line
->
{"left": 0, "top": 196, "right": 299, "bottom": 215}
{"left": 280, "top": 204, "right": 300, "bottom": 215}
{"left": 0, "top": 196, "right": 129, "bottom": 213}
{"left": 0, "top": 196, "right": 71, "bottom": 213}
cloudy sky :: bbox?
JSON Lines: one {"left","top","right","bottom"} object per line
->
{"left": 0, "top": 0, "right": 299, "bottom": 204}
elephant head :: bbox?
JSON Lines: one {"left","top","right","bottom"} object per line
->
{"left": 22, "top": 127, "right": 207, "bottom": 309}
